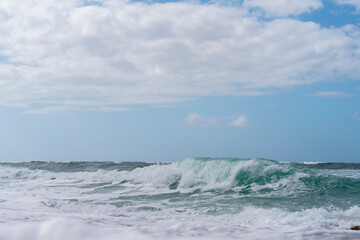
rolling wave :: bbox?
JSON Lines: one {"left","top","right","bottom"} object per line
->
{"left": 1, "top": 158, "right": 359, "bottom": 203}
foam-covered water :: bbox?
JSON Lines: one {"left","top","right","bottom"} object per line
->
{"left": 0, "top": 158, "right": 359, "bottom": 240}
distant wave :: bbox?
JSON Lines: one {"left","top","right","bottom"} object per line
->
{"left": 291, "top": 162, "right": 360, "bottom": 169}
{"left": 0, "top": 161, "right": 153, "bottom": 172}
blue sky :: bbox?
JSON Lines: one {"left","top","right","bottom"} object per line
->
{"left": 0, "top": 0, "right": 359, "bottom": 162}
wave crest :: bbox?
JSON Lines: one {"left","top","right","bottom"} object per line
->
{"left": 120, "top": 158, "right": 299, "bottom": 193}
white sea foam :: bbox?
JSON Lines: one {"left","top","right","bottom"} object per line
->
{"left": 321, "top": 169, "right": 360, "bottom": 179}
{"left": 0, "top": 212, "right": 359, "bottom": 240}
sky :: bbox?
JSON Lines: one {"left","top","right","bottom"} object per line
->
{"left": 0, "top": 0, "right": 359, "bottom": 163}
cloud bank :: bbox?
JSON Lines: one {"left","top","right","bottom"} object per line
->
{"left": 0, "top": 0, "right": 360, "bottom": 112}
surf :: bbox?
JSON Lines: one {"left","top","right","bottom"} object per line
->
{"left": 0, "top": 158, "right": 360, "bottom": 240}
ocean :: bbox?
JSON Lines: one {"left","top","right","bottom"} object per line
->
{"left": 0, "top": 158, "right": 359, "bottom": 240}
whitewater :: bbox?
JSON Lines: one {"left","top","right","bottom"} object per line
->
{"left": 0, "top": 158, "right": 359, "bottom": 240}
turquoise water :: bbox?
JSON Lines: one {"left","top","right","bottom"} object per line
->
{"left": 0, "top": 158, "right": 359, "bottom": 240}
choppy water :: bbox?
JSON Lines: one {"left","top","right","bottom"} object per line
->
{"left": 0, "top": 158, "right": 359, "bottom": 240}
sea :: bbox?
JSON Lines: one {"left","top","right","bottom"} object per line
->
{"left": 0, "top": 157, "right": 359, "bottom": 240}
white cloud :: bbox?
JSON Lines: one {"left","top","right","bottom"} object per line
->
{"left": 336, "top": 0, "right": 360, "bottom": 11}
{"left": 312, "top": 91, "right": 353, "bottom": 97}
{"left": 244, "top": 0, "right": 323, "bottom": 17}
{"left": 186, "top": 113, "right": 221, "bottom": 127}
{"left": 23, "top": 105, "right": 132, "bottom": 114}
{"left": 352, "top": 112, "right": 360, "bottom": 120}
{"left": 230, "top": 115, "right": 249, "bottom": 127}
{"left": 0, "top": 0, "right": 359, "bottom": 112}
